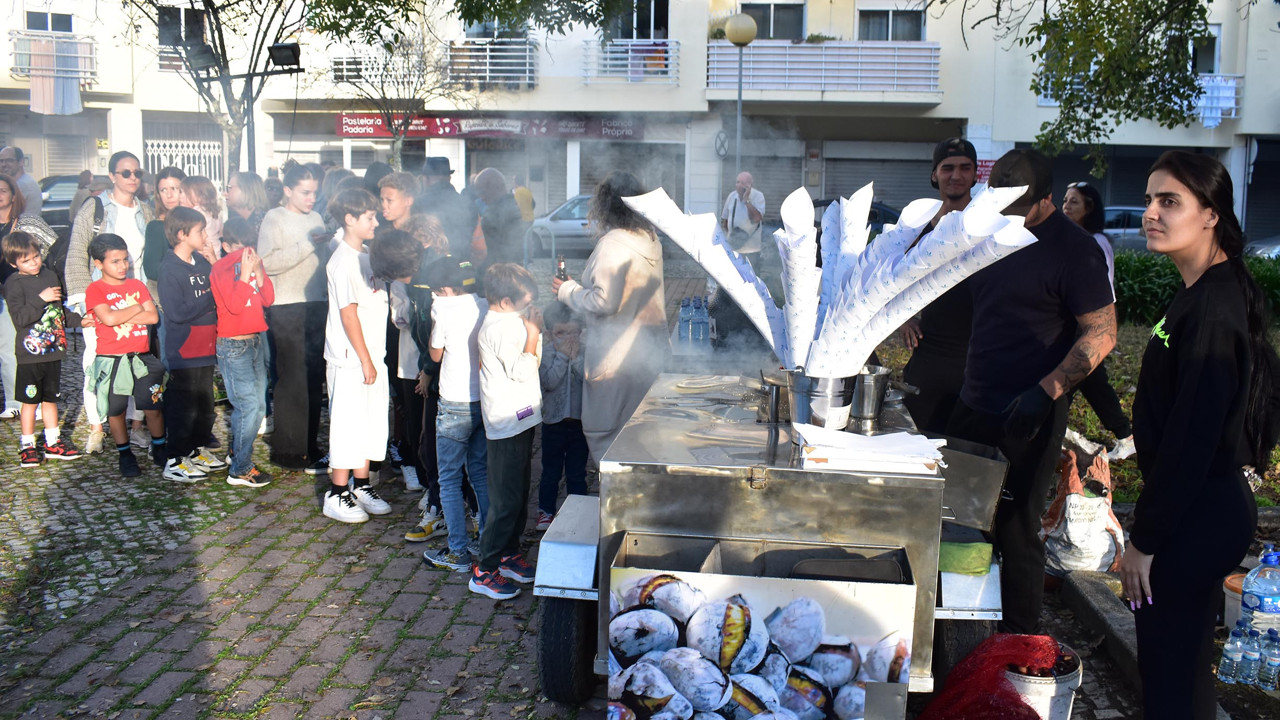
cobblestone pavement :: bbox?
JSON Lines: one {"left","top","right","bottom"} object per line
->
{"left": 0, "top": 257, "right": 1149, "bottom": 719}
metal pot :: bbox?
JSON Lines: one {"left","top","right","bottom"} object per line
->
{"left": 785, "top": 371, "right": 854, "bottom": 432}
{"left": 850, "top": 365, "right": 893, "bottom": 420}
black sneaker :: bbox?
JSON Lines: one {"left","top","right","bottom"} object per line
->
{"left": 305, "top": 454, "right": 330, "bottom": 476}
{"left": 150, "top": 442, "right": 168, "bottom": 468}
{"left": 119, "top": 449, "right": 141, "bottom": 478}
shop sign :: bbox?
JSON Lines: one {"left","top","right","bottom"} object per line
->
{"left": 336, "top": 113, "right": 645, "bottom": 140}
{"left": 976, "top": 158, "right": 996, "bottom": 183}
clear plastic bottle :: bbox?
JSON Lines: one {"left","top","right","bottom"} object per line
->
{"left": 677, "top": 298, "right": 691, "bottom": 342}
{"left": 1239, "top": 629, "right": 1263, "bottom": 685}
{"left": 1242, "top": 552, "right": 1280, "bottom": 632}
{"left": 1261, "top": 543, "right": 1276, "bottom": 565}
{"left": 1260, "top": 628, "right": 1280, "bottom": 690}
{"left": 1218, "top": 628, "right": 1244, "bottom": 684}
{"left": 698, "top": 296, "right": 711, "bottom": 344}
{"left": 691, "top": 297, "right": 707, "bottom": 343}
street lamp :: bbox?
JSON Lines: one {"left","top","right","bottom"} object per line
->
{"left": 724, "top": 13, "right": 757, "bottom": 178}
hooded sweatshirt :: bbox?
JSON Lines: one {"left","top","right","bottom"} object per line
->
{"left": 210, "top": 248, "right": 275, "bottom": 338}
{"left": 556, "top": 227, "right": 670, "bottom": 460}
{"left": 157, "top": 250, "right": 216, "bottom": 368}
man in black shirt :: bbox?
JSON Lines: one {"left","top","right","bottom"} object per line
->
{"left": 947, "top": 148, "right": 1116, "bottom": 633}
{"left": 901, "top": 138, "right": 978, "bottom": 433}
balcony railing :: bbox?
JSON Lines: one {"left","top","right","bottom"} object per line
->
{"left": 582, "top": 39, "right": 679, "bottom": 85}
{"left": 707, "top": 40, "right": 940, "bottom": 94}
{"left": 1039, "top": 73, "right": 1243, "bottom": 126}
{"left": 9, "top": 30, "right": 97, "bottom": 85}
{"left": 446, "top": 38, "right": 538, "bottom": 90}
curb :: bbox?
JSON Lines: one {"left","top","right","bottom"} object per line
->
{"left": 1062, "top": 570, "right": 1231, "bottom": 719}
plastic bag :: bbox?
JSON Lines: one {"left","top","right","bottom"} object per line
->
{"left": 1041, "top": 447, "right": 1125, "bottom": 576}
{"left": 918, "top": 633, "right": 1060, "bottom": 720}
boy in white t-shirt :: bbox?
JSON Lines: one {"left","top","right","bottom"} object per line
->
{"left": 320, "top": 188, "right": 393, "bottom": 524}
{"left": 422, "top": 258, "right": 491, "bottom": 574}
{"left": 470, "top": 263, "right": 542, "bottom": 600}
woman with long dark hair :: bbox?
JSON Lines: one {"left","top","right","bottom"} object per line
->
{"left": 550, "top": 171, "right": 670, "bottom": 461}
{"left": 1061, "top": 180, "right": 1136, "bottom": 460}
{"left": 1118, "top": 150, "right": 1276, "bottom": 719}
{"left": 258, "top": 163, "right": 328, "bottom": 471}
{"left": 142, "top": 167, "right": 186, "bottom": 285}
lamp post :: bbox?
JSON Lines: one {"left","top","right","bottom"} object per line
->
{"left": 724, "top": 13, "right": 757, "bottom": 178}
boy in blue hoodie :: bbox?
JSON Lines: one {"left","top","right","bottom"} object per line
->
{"left": 157, "top": 206, "right": 227, "bottom": 482}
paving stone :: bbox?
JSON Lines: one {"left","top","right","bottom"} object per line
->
{"left": 54, "top": 660, "right": 117, "bottom": 696}
{"left": 116, "top": 651, "right": 175, "bottom": 685}
{"left": 278, "top": 664, "right": 329, "bottom": 699}
{"left": 280, "top": 616, "right": 333, "bottom": 647}
{"left": 439, "top": 623, "right": 486, "bottom": 655}
{"left": 255, "top": 644, "right": 308, "bottom": 678}
{"left": 408, "top": 607, "right": 454, "bottom": 638}
{"left": 39, "top": 641, "right": 97, "bottom": 676}
{"left": 287, "top": 576, "right": 333, "bottom": 602}
{"left": 395, "top": 690, "right": 444, "bottom": 719}
{"left": 231, "top": 628, "right": 282, "bottom": 658}
{"left": 261, "top": 701, "right": 306, "bottom": 719}
{"left": 263, "top": 601, "right": 310, "bottom": 628}
{"left": 304, "top": 687, "right": 360, "bottom": 718}
{"left": 194, "top": 658, "right": 252, "bottom": 693}
{"left": 172, "top": 640, "right": 228, "bottom": 671}
{"left": 384, "top": 592, "right": 429, "bottom": 621}
{"left": 131, "top": 670, "right": 194, "bottom": 707}
{"left": 217, "top": 677, "right": 277, "bottom": 713}
{"left": 333, "top": 650, "right": 388, "bottom": 686}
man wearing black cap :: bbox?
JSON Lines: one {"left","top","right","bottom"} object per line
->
{"left": 948, "top": 147, "right": 1116, "bottom": 634}
{"left": 418, "top": 157, "right": 477, "bottom": 256}
{"left": 900, "top": 137, "right": 978, "bottom": 433}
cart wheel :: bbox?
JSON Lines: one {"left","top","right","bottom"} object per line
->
{"left": 539, "top": 597, "right": 599, "bottom": 704}
{"left": 932, "top": 619, "right": 996, "bottom": 687}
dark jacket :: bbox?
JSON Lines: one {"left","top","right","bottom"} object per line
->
{"left": 418, "top": 181, "right": 478, "bottom": 258}
{"left": 3, "top": 269, "right": 75, "bottom": 364}
{"left": 157, "top": 251, "right": 217, "bottom": 369}
{"left": 404, "top": 247, "right": 447, "bottom": 376}
{"left": 479, "top": 192, "right": 528, "bottom": 265}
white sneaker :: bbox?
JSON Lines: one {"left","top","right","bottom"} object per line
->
{"left": 323, "top": 490, "right": 370, "bottom": 523}
{"left": 404, "top": 505, "right": 447, "bottom": 542}
{"left": 403, "top": 466, "right": 424, "bottom": 492}
{"left": 258, "top": 416, "right": 274, "bottom": 436}
{"left": 191, "top": 447, "right": 229, "bottom": 472}
{"left": 1111, "top": 436, "right": 1137, "bottom": 461}
{"left": 163, "top": 457, "right": 209, "bottom": 483}
{"left": 85, "top": 429, "right": 105, "bottom": 454}
{"left": 350, "top": 484, "right": 392, "bottom": 515}
{"left": 1063, "top": 428, "right": 1102, "bottom": 456}
{"left": 129, "top": 427, "right": 150, "bottom": 449}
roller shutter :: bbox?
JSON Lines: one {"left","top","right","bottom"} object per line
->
{"left": 1246, "top": 140, "right": 1280, "bottom": 240}
{"left": 580, "top": 141, "right": 685, "bottom": 208}
{"left": 823, "top": 158, "right": 933, "bottom": 210}
{"left": 43, "top": 135, "right": 88, "bottom": 176}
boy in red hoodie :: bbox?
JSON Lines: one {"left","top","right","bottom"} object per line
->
{"left": 210, "top": 217, "right": 275, "bottom": 487}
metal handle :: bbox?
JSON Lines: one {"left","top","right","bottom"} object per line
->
{"left": 941, "top": 506, "right": 957, "bottom": 520}
{"left": 890, "top": 379, "right": 921, "bottom": 395}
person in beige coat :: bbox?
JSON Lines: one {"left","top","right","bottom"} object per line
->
{"left": 552, "top": 172, "right": 670, "bottom": 462}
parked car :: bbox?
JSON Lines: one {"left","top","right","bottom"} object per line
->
{"left": 1245, "top": 234, "right": 1280, "bottom": 259}
{"left": 40, "top": 174, "right": 108, "bottom": 238}
{"left": 527, "top": 194, "right": 592, "bottom": 256}
{"left": 1103, "top": 205, "right": 1147, "bottom": 253}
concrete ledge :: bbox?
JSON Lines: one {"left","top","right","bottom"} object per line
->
{"left": 1062, "top": 570, "right": 1231, "bottom": 719}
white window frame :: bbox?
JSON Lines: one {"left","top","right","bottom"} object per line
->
{"left": 24, "top": 10, "right": 74, "bottom": 33}
{"left": 855, "top": 1, "right": 926, "bottom": 42}
{"left": 1191, "top": 24, "right": 1221, "bottom": 75}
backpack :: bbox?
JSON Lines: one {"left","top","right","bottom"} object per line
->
{"left": 44, "top": 195, "right": 103, "bottom": 295}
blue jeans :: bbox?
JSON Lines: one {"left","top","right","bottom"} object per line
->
{"left": 217, "top": 334, "right": 269, "bottom": 476}
{"left": 538, "top": 419, "right": 589, "bottom": 514}
{"left": 436, "top": 399, "right": 488, "bottom": 555}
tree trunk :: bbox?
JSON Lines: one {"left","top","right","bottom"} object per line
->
{"left": 224, "top": 125, "right": 244, "bottom": 176}
{"left": 391, "top": 134, "right": 405, "bottom": 171}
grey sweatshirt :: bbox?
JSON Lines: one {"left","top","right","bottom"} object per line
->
{"left": 257, "top": 207, "right": 327, "bottom": 305}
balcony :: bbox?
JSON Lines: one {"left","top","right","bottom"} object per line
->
{"left": 446, "top": 39, "right": 538, "bottom": 91}
{"left": 582, "top": 40, "right": 680, "bottom": 85}
{"left": 9, "top": 30, "right": 97, "bottom": 85}
{"left": 706, "top": 40, "right": 940, "bottom": 101}
{"left": 1038, "top": 73, "right": 1243, "bottom": 128}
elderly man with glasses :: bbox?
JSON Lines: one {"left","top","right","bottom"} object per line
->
{"left": 0, "top": 146, "right": 42, "bottom": 218}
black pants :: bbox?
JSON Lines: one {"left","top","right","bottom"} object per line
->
{"left": 267, "top": 302, "right": 325, "bottom": 468}
{"left": 1136, "top": 469, "right": 1254, "bottom": 720}
{"left": 902, "top": 349, "right": 966, "bottom": 435}
{"left": 479, "top": 427, "right": 535, "bottom": 572}
{"left": 538, "top": 419, "right": 590, "bottom": 513}
{"left": 1073, "top": 361, "right": 1132, "bottom": 438}
{"left": 397, "top": 376, "right": 441, "bottom": 506}
{"left": 947, "top": 396, "right": 1070, "bottom": 633}
{"left": 165, "top": 365, "right": 215, "bottom": 461}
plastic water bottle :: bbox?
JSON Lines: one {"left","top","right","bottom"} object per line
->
{"left": 698, "top": 296, "right": 711, "bottom": 344}
{"left": 1219, "top": 628, "right": 1244, "bottom": 684}
{"left": 1242, "top": 552, "right": 1280, "bottom": 632}
{"left": 1240, "top": 629, "right": 1263, "bottom": 685}
{"left": 677, "top": 298, "right": 691, "bottom": 342}
{"left": 1261, "top": 543, "right": 1276, "bottom": 565}
{"left": 1260, "top": 629, "right": 1280, "bottom": 690}
{"left": 691, "top": 297, "right": 707, "bottom": 343}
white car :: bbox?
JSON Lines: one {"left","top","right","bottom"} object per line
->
{"left": 527, "top": 194, "right": 592, "bottom": 256}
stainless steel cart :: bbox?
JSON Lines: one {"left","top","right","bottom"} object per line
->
{"left": 534, "top": 372, "right": 1006, "bottom": 717}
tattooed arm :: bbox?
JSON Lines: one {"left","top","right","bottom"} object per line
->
{"left": 1039, "top": 304, "right": 1117, "bottom": 399}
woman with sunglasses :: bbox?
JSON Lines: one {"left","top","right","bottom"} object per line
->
{"left": 66, "top": 151, "right": 155, "bottom": 453}
{"left": 1118, "top": 151, "right": 1276, "bottom": 718}
{"left": 1061, "top": 180, "right": 1136, "bottom": 460}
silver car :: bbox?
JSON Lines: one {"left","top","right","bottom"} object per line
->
{"left": 527, "top": 194, "right": 592, "bottom": 256}
{"left": 1104, "top": 206, "right": 1147, "bottom": 253}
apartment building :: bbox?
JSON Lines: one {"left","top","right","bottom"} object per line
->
{"left": 3, "top": 1, "right": 1277, "bottom": 236}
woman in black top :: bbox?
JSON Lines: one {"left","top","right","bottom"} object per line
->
{"left": 1119, "top": 151, "right": 1275, "bottom": 719}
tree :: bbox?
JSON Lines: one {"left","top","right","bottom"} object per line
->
{"left": 326, "top": 28, "right": 476, "bottom": 170}
{"left": 357, "top": 0, "right": 1253, "bottom": 173}
{"left": 122, "top": 0, "right": 306, "bottom": 174}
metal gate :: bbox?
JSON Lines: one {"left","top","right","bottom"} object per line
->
{"left": 823, "top": 158, "right": 934, "bottom": 210}
{"left": 143, "top": 118, "right": 224, "bottom": 186}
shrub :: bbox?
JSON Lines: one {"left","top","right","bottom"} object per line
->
{"left": 1114, "top": 250, "right": 1280, "bottom": 326}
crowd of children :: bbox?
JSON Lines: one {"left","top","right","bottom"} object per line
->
{"left": 2, "top": 157, "right": 593, "bottom": 601}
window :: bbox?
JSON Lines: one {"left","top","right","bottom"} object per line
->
{"left": 26, "top": 11, "right": 73, "bottom": 33}
{"left": 741, "top": 3, "right": 804, "bottom": 41}
{"left": 606, "top": 0, "right": 669, "bottom": 40}
{"left": 465, "top": 18, "right": 528, "bottom": 39}
{"left": 157, "top": 6, "right": 206, "bottom": 47}
{"left": 1191, "top": 25, "right": 1220, "bottom": 75}
{"left": 858, "top": 9, "right": 924, "bottom": 41}
{"left": 332, "top": 57, "right": 364, "bottom": 83}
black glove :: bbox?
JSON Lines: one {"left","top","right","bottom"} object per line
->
{"left": 1003, "top": 385, "right": 1053, "bottom": 441}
